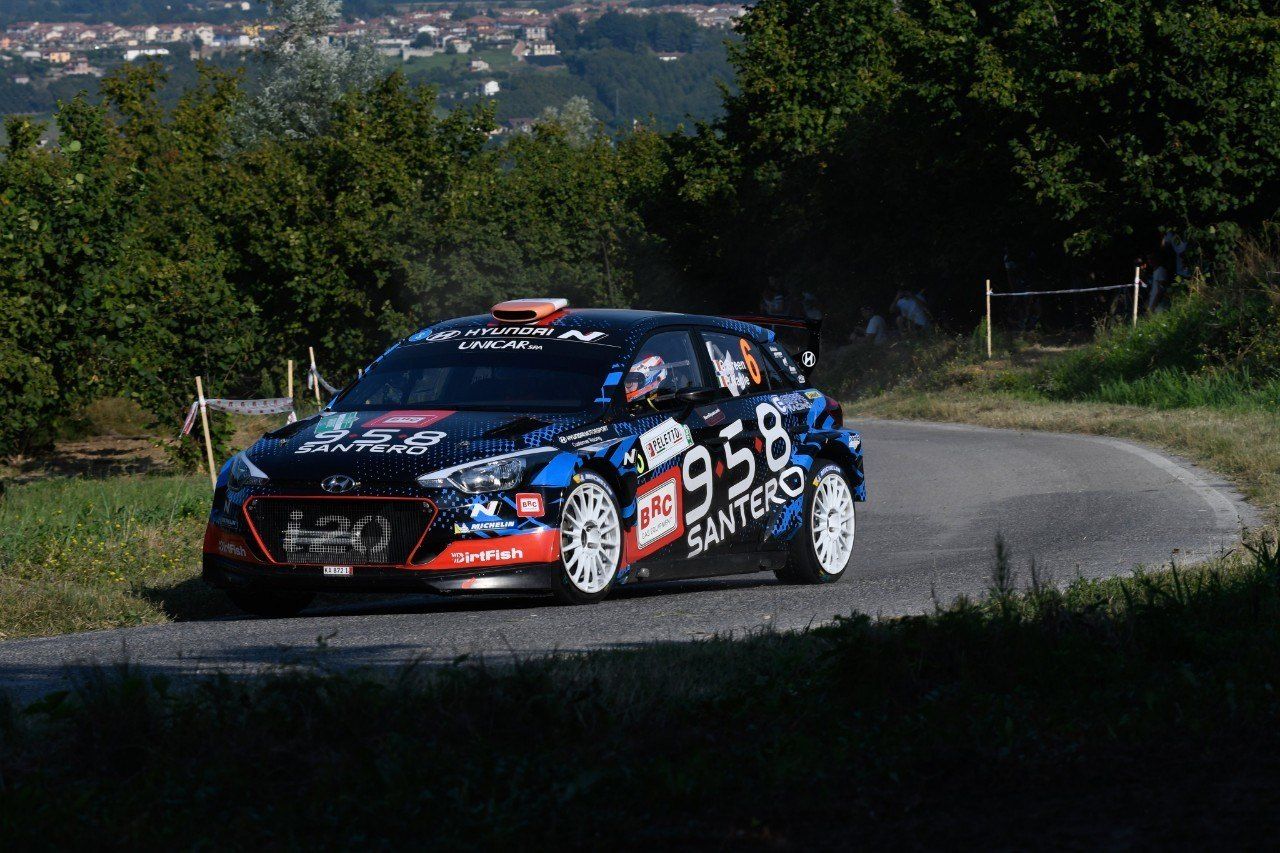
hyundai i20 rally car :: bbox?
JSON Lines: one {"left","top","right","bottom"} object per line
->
{"left": 202, "top": 299, "right": 866, "bottom": 617}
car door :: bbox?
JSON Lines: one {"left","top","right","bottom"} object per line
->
{"left": 681, "top": 330, "right": 801, "bottom": 558}
{"left": 621, "top": 330, "right": 714, "bottom": 565}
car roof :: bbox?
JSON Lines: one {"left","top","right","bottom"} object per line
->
{"left": 403, "top": 308, "right": 772, "bottom": 347}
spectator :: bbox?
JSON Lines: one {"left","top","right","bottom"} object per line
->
{"left": 849, "top": 305, "right": 888, "bottom": 344}
{"left": 801, "top": 291, "right": 822, "bottom": 322}
{"left": 1162, "top": 229, "right": 1189, "bottom": 279}
{"left": 759, "top": 281, "right": 787, "bottom": 316}
{"left": 1148, "top": 253, "right": 1170, "bottom": 313}
{"left": 892, "top": 290, "right": 931, "bottom": 334}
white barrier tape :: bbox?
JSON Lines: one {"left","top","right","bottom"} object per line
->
{"left": 308, "top": 364, "right": 341, "bottom": 395}
{"left": 180, "top": 397, "right": 297, "bottom": 436}
{"left": 990, "top": 282, "right": 1146, "bottom": 298}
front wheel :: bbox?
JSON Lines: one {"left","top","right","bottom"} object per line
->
{"left": 552, "top": 472, "right": 623, "bottom": 604}
{"left": 776, "top": 460, "right": 856, "bottom": 584}
{"left": 226, "top": 588, "right": 315, "bottom": 618}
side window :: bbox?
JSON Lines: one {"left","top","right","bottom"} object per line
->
{"left": 624, "top": 331, "right": 707, "bottom": 403}
{"left": 763, "top": 342, "right": 804, "bottom": 387}
{"left": 701, "top": 331, "right": 774, "bottom": 398}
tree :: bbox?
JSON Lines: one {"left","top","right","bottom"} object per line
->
{"left": 234, "top": 0, "right": 382, "bottom": 143}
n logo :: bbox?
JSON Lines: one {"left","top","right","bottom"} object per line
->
{"left": 470, "top": 500, "right": 499, "bottom": 519}
{"left": 557, "top": 330, "right": 607, "bottom": 342}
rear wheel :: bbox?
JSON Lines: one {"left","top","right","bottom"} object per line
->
{"left": 552, "top": 473, "right": 622, "bottom": 604}
{"left": 776, "top": 460, "right": 856, "bottom": 584}
{"left": 226, "top": 588, "right": 315, "bottom": 618}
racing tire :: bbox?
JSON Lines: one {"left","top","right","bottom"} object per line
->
{"left": 226, "top": 588, "right": 316, "bottom": 618}
{"left": 552, "top": 472, "right": 623, "bottom": 605}
{"left": 776, "top": 460, "right": 856, "bottom": 584}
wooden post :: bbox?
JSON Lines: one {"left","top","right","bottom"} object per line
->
{"left": 308, "top": 346, "right": 321, "bottom": 405}
{"left": 985, "top": 279, "right": 993, "bottom": 359}
{"left": 286, "top": 359, "right": 294, "bottom": 400}
{"left": 195, "top": 376, "right": 217, "bottom": 488}
{"left": 1132, "top": 266, "right": 1141, "bottom": 327}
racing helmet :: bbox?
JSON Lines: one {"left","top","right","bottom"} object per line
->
{"left": 625, "top": 354, "right": 668, "bottom": 402}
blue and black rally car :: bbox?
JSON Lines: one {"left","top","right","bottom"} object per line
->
{"left": 203, "top": 299, "right": 866, "bottom": 616}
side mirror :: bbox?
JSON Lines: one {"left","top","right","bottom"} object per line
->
{"left": 676, "top": 388, "right": 718, "bottom": 405}
{"left": 627, "top": 386, "right": 716, "bottom": 412}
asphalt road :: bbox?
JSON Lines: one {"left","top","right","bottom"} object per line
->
{"left": 0, "top": 419, "right": 1259, "bottom": 700}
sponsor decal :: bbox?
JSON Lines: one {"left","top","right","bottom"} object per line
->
{"left": 454, "top": 520, "right": 517, "bottom": 534}
{"left": 296, "top": 429, "right": 446, "bottom": 455}
{"left": 204, "top": 525, "right": 254, "bottom": 561}
{"left": 803, "top": 389, "right": 824, "bottom": 401}
{"left": 459, "top": 339, "right": 541, "bottom": 351}
{"left": 451, "top": 327, "right": 609, "bottom": 341}
{"left": 622, "top": 446, "right": 648, "bottom": 474}
{"left": 771, "top": 392, "right": 811, "bottom": 415}
{"left": 323, "top": 565, "right": 353, "bottom": 577}
{"left": 516, "top": 493, "right": 545, "bottom": 517}
{"left": 317, "top": 412, "right": 358, "bottom": 431}
{"left": 639, "top": 418, "right": 694, "bottom": 470}
{"left": 697, "top": 406, "right": 725, "bottom": 427}
{"left": 362, "top": 410, "right": 454, "bottom": 429}
{"left": 555, "top": 424, "right": 611, "bottom": 448}
{"left": 556, "top": 329, "right": 608, "bottom": 342}
{"left": 705, "top": 340, "right": 752, "bottom": 397}
{"left": 765, "top": 342, "right": 807, "bottom": 384}
{"left": 428, "top": 327, "right": 612, "bottom": 348}
{"left": 218, "top": 538, "right": 248, "bottom": 559}
{"left": 453, "top": 498, "right": 517, "bottom": 532}
{"left": 629, "top": 467, "right": 683, "bottom": 559}
{"left": 423, "top": 530, "right": 559, "bottom": 569}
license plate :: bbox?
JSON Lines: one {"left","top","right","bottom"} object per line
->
{"left": 323, "top": 565, "right": 353, "bottom": 577}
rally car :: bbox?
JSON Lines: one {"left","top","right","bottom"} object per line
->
{"left": 202, "top": 299, "right": 866, "bottom": 616}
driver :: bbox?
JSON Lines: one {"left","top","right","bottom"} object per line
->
{"left": 624, "top": 354, "right": 668, "bottom": 402}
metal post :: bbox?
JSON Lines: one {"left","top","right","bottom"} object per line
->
{"left": 286, "top": 359, "right": 294, "bottom": 400}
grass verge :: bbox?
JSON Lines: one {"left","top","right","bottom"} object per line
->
{"left": 0, "top": 475, "right": 225, "bottom": 639}
{"left": 851, "top": 389, "right": 1280, "bottom": 520}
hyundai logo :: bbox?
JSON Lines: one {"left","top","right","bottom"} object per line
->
{"left": 321, "top": 474, "right": 358, "bottom": 495}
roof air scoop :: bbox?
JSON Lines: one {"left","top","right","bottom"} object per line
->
{"left": 491, "top": 298, "right": 568, "bottom": 324}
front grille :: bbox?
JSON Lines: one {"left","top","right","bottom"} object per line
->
{"left": 245, "top": 497, "right": 436, "bottom": 566}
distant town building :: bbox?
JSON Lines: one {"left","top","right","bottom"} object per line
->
{"left": 481, "top": 79, "right": 500, "bottom": 97}
{"left": 469, "top": 58, "right": 490, "bottom": 72}
{"left": 124, "top": 47, "right": 170, "bottom": 61}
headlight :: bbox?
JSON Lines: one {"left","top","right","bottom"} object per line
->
{"left": 227, "top": 452, "right": 269, "bottom": 489}
{"left": 419, "top": 457, "right": 526, "bottom": 493}
{"left": 417, "top": 450, "right": 557, "bottom": 493}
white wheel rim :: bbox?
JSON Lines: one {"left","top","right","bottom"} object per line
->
{"left": 559, "top": 482, "right": 621, "bottom": 594}
{"left": 810, "top": 472, "right": 855, "bottom": 574}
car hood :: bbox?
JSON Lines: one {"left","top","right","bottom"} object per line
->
{"left": 242, "top": 409, "right": 609, "bottom": 485}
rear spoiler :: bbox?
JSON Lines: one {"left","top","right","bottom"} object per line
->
{"left": 726, "top": 314, "right": 822, "bottom": 371}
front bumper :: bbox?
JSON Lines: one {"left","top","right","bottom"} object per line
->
{"left": 202, "top": 552, "right": 557, "bottom": 595}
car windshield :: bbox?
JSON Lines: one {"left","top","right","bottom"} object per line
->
{"left": 329, "top": 341, "right": 616, "bottom": 413}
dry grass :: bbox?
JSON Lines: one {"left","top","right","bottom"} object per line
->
{"left": 850, "top": 390, "right": 1280, "bottom": 522}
